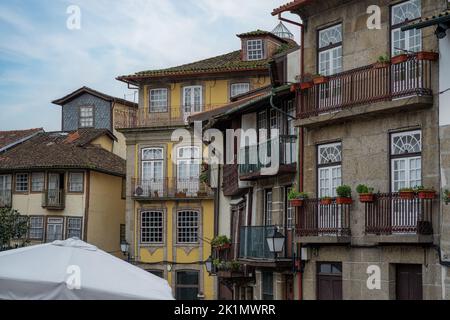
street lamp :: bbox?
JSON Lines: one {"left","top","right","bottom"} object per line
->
{"left": 266, "top": 229, "right": 285, "bottom": 259}
{"left": 120, "top": 241, "right": 130, "bottom": 261}
{"left": 205, "top": 256, "right": 215, "bottom": 276}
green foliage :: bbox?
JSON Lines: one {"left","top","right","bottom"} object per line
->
{"left": 377, "top": 54, "right": 390, "bottom": 63}
{"left": 413, "top": 186, "right": 434, "bottom": 192}
{"left": 288, "top": 189, "right": 308, "bottom": 200}
{"left": 399, "top": 187, "right": 414, "bottom": 192}
{"left": 199, "top": 171, "right": 209, "bottom": 184}
{"left": 0, "top": 208, "right": 29, "bottom": 250}
{"left": 356, "top": 184, "right": 374, "bottom": 194}
{"left": 336, "top": 185, "right": 352, "bottom": 198}
{"left": 211, "top": 235, "right": 231, "bottom": 247}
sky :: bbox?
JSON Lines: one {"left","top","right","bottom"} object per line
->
{"left": 0, "top": 0, "right": 300, "bottom": 131}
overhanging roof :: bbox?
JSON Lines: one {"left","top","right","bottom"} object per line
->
{"left": 402, "top": 9, "right": 450, "bottom": 31}
{"left": 272, "top": 0, "right": 314, "bottom": 16}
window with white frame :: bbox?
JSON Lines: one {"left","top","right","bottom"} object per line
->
{"left": 231, "top": 83, "right": 250, "bottom": 98}
{"left": 79, "top": 106, "right": 94, "bottom": 128}
{"left": 183, "top": 86, "right": 202, "bottom": 114}
{"left": 247, "top": 39, "right": 264, "bottom": 60}
{"left": 265, "top": 190, "right": 273, "bottom": 226}
{"left": 318, "top": 24, "right": 343, "bottom": 76}
{"left": 0, "top": 175, "right": 12, "bottom": 206}
{"left": 141, "top": 148, "right": 164, "bottom": 196}
{"left": 141, "top": 211, "right": 163, "bottom": 244}
{"left": 177, "top": 210, "right": 199, "bottom": 244}
{"left": 317, "top": 143, "right": 342, "bottom": 198}
{"left": 68, "top": 172, "right": 84, "bottom": 192}
{"left": 149, "top": 88, "right": 168, "bottom": 112}
{"left": 285, "top": 187, "right": 294, "bottom": 229}
{"left": 29, "top": 216, "right": 44, "bottom": 240}
{"left": 31, "top": 172, "right": 45, "bottom": 192}
{"left": 391, "top": 0, "right": 422, "bottom": 56}
{"left": 15, "top": 173, "right": 29, "bottom": 192}
{"left": 391, "top": 130, "right": 422, "bottom": 192}
{"left": 46, "top": 217, "right": 64, "bottom": 242}
{"left": 177, "top": 146, "right": 200, "bottom": 193}
{"left": 67, "top": 217, "right": 82, "bottom": 239}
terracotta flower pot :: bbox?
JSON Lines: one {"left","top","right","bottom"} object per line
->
{"left": 391, "top": 54, "right": 408, "bottom": 65}
{"left": 416, "top": 51, "right": 439, "bottom": 61}
{"left": 359, "top": 194, "right": 375, "bottom": 203}
{"left": 418, "top": 190, "right": 436, "bottom": 200}
{"left": 220, "top": 243, "right": 232, "bottom": 250}
{"left": 300, "top": 82, "right": 314, "bottom": 90}
{"left": 313, "top": 76, "right": 328, "bottom": 85}
{"left": 373, "top": 62, "right": 390, "bottom": 69}
{"left": 336, "top": 197, "right": 353, "bottom": 205}
{"left": 320, "top": 198, "right": 333, "bottom": 205}
{"left": 399, "top": 191, "right": 415, "bottom": 200}
{"left": 290, "top": 199, "right": 304, "bottom": 207}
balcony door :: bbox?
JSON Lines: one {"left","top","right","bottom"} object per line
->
{"left": 141, "top": 148, "right": 164, "bottom": 197}
{"left": 317, "top": 262, "right": 343, "bottom": 300}
{"left": 177, "top": 146, "right": 200, "bottom": 195}
{"left": 47, "top": 173, "right": 63, "bottom": 207}
{"left": 183, "top": 86, "right": 202, "bottom": 122}
{"left": 46, "top": 217, "right": 64, "bottom": 243}
{"left": 0, "top": 175, "right": 12, "bottom": 207}
{"left": 396, "top": 264, "right": 423, "bottom": 300}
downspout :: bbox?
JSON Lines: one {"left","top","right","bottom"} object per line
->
{"left": 278, "top": 13, "right": 305, "bottom": 301}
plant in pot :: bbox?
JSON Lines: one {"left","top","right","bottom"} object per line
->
{"left": 320, "top": 196, "right": 333, "bottom": 205}
{"left": 356, "top": 184, "right": 375, "bottom": 203}
{"left": 398, "top": 187, "right": 415, "bottom": 200}
{"left": 312, "top": 73, "right": 329, "bottom": 85}
{"left": 444, "top": 190, "right": 450, "bottom": 205}
{"left": 230, "top": 260, "right": 241, "bottom": 272}
{"left": 391, "top": 52, "right": 409, "bottom": 65}
{"left": 414, "top": 186, "right": 436, "bottom": 200}
{"left": 336, "top": 185, "right": 353, "bottom": 204}
{"left": 300, "top": 73, "right": 314, "bottom": 90}
{"left": 199, "top": 171, "right": 210, "bottom": 196}
{"left": 416, "top": 51, "right": 439, "bottom": 61}
{"left": 211, "top": 235, "right": 232, "bottom": 250}
{"left": 373, "top": 55, "right": 390, "bottom": 69}
{"left": 288, "top": 189, "right": 308, "bottom": 207}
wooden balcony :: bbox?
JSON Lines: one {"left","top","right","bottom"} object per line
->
{"left": 114, "top": 105, "right": 215, "bottom": 129}
{"left": 0, "top": 190, "right": 12, "bottom": 208}
{"left": 132, "top": 177, "right": 214, "bottom": 200}
{"left": 212, "top": 244, "right": 252, "bottom": 280}
{"left": 42, "top": 189, "right": 65, "bottom": 210}
{"left": 238, "top": 135, "right": 297, "bottom": 181}
{"left": 365, "top": 193, "right": 434, "bottom": 244}
{"left": 296, "top": 56, "right": 435, "bottom": 128}
{"left": 296, "top": 198, "right": 351, "bottom": 244}
{"left": 222, "top": 164, "right": 242, "bottom": 197}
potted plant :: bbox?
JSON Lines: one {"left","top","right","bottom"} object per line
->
{"left": 211, "top": 235, "right": 232, "bottom": 250}
{"left": 288, "top": 189, "right": 308, "bottom": 207}
{"left": 416, "top": 51, "right": 439, "bottom": 61}
{"left": 153, "top": 190, "right": 159, "bottom": 198}
{"left": 336, "top": 185, "right": 353, "bottom": 204}
{"left": 399, "top": 187, "right": 415, "bottom": 200}
{"left": 444, "top": 190, "right": 450, "bottom": 205}
{"left": 312, "top": 74, "right": 329, "bottom": 85}
{"left": 373, "top": 55, "right": 390, "bottom": 69}
{"left": 356, "top": 184, "right": 375, "bottom": 203}
{"left": 414, "top": 186, "right": 436, "bottom": 199}
{"left": 320, "top": 196, "right": 333, "bottom": 205}
{"left": 175, "top": 190, "right": 187, "bottom": 198}
{"left": 391, "top": 53, "right": 409, "bottom": 65}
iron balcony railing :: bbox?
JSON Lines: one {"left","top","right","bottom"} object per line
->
{"left": 238, "top": 135, "right": 297, "bottom": 176}
{"left": 114, "top": 105, "right": 216, "bottom": 129}
{"left": 365, "top": 193, "right": 433, "bottom": 235}
{"left": 299, "top": 56, "right": 434, "bottom": 118}
{"left": 0, "top": 190, "right": 12, "bottom": 207}
{"left": 132, "top": 177, "right": 213, "bottom": 199}
{"left": 42, "top": 189, "right": 65, "bottom": 210}
{"left": 296, "top": 199, "right": 351, "bottom": 237}
{"left": 239, "top": 226, "right": 293, "bottom": 260}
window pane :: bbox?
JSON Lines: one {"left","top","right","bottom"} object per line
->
{"left": 29, "top": 216, "right": 44, "bottom": 240}
{"left": 318, "top": 143, "right": 342, "bottom": 165}
{"left": 247, "top": 39, "right": 264, "bottom": 60}
{"left": 177, "top": 211, "right": 199, "bottom": 243}
{"left": 31, "top": 172, "right": 45, "bottom": 192}
{"left": 150, "top": 88, "right": 168, "bottom": 112}
{"left": 177, "top": 271, "right": 199, "bottom": 285}
{"left": 67, "top": 217, "right": 82, "bottom": 239}
{"left": 141, "top": 211, "right": 163, "bottom": 243}
{"left": 392, "top": 0, "right": 421, "bottom": 26}
{"left": 69, "top": 173, "right": 84, "bottom": 192}
{"left": 80, "top": 106, "right": 94, "bottom": 127}
{"left": 231, "top": 83, "right": 250, "bottom": 97}
{"left": 319, "top": 24, "right": 342, "bottom": 49}
{"left": 15, "top": 173, "right": 29, "bottom": 192}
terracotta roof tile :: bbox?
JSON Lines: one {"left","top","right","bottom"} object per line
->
{"left": 0, "top": 128, "right": 44, "bottom": 152}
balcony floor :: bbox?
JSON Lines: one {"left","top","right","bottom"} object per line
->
{"left": 297, "top": 235, "right": 351, "bottom": 245}
{"left": 364, "top": 233, "right": 434, "bottom": 245}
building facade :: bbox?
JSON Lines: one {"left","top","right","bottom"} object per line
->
{"left": 116, "top": 30, "right": 296, "bottom": 300}
{"left": 273, "top": 0, "right": 450, "bottom": 300}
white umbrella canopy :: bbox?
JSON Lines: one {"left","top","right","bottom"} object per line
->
{"left": 0, "top": 238, "right": 174, "bottom": 300}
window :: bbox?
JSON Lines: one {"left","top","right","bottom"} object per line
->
{"left": 391, "top": 130, "right": 422, "bottom": 192}
{"left": 176, "top": 271, "right": 199, "bottom": 300}
{"left": 15, "top": 173, "right": 29, "bottom": 192}
{"left": 147, "top": 270, "right": 164, "bottom": 279}
{"left": 46, "top": 217, "right": 64, "bottom": 242}
{"left": 183, "top": 86, "right": 203, "bottom": 114}
{"left": 67, "top": 217, "right": 82, "bottom": 239}
{"left": 0, "top": 175, "right": 12, "bottom": 207}
{"left": 29, "top": 216, "right": 44, "bottom": 240}
{"left": 141, "top": 148, "right": 164, "bottom": 196}
{"left": 391, "top": 0, "right": 422, "bottom": 56}
{"left": 318, "top": 24, "right": 343, "bottom": 76}
{"left": 79, "top": 106, "right": 94, "bottom": 128}
{"left": 285, "top": 187, "right": 294, "bottom": 229}
{"left": 247, "top": 39, "right": 264, "bottom": 60}
{"left": 68, "top": 172, "right": 84, "bottom": 192}
{"left": 120, "top": 224, "right": 126, "bottom": 244}
{"left": 141, "top": 211, "right": 164, "bottom": 244}
{"left": 262, "top": 272, "right": 274, "bottom": 300}
{"left": 31, "top": 172, "right": 45, "bottom": 192}
{"left": 121, "top": 178, "right": 126, "bottom": 199}
{"left": 265, "top": 190, "right": 273, "bottom": 226}
{"left": 177, "top": 210, "right": 199, "bottom": 244}
{"left": 317, "top": 143, "right": 342, "bottom": 198}
{"left": 231, "top": 83, "right": 250, "bottom": 98}
{"left": 149, "top": 88, "right": 168, "bottom": 112}
{"left": 177, "top": 146, "right": 200, "bottom": 194}
{"left": 258, "top": 110, "right": 268, "bottom": 142}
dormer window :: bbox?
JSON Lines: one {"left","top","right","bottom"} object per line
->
{"left": 79, "top": 106, "right": 94, "bottom": 128}
{"left": 247, "top": 39, "right": 264, "bottom": 60}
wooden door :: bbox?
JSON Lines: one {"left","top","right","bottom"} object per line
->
{"left": 396, "top": 264, "right": 423, "bottom": 300}
{"left": 317, "top": 262, "right": 343, "bottom": 300}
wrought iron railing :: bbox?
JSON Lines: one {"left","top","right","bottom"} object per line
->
{"left": 132, "top": 177, "right": 213, "bottom": 198}
{"left": 239, "top": 226, "right": 293, "bottom": 260}
{"left": 42, "top": 189, "right": 65, "bottom": 209}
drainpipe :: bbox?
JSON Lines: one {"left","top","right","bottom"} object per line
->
{"left": 277, "top": 13, "right": 305, "bottom": 301}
